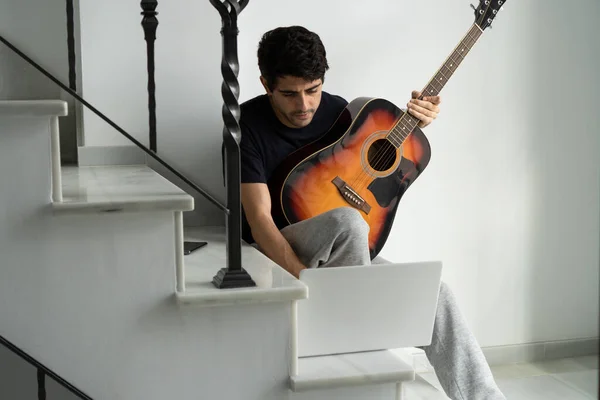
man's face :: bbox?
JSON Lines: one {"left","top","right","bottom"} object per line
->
{"left": 262, "top": 76, "right": 323, "bottom": 128}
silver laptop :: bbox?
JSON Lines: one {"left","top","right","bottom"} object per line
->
{"left": 296, "top": 261, "right": 442, "bottom": 358}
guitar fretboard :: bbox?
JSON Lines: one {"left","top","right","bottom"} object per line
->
{"left": 387, "top": 24, "right": 483, "bottom": 148}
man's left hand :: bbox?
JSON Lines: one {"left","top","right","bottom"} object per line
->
{"left": 407, "top": 90, "right": 441, "bottom": 129}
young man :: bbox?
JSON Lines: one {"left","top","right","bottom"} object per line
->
{"left": 239, "top": 26, "right": 506, "bottom": 400}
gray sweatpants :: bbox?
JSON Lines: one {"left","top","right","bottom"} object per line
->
{"left": 279, "top": 207, "right": 506, "bottom": 400}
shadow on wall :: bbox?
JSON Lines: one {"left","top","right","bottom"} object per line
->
{"left": 524, "top": 0, "right": 600, "bottom": 342}
{"left": 462, "top": 0, "right": 600, "bottom": 347}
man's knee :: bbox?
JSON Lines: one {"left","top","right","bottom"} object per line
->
{"left": 439, "top": 280, "right": 449, "bottom": 293}
{"left": 326, "top": 207, "right": 370, "bottom": 237}
{"left": 437, "top": 280, "right": 459, "bottom": 308}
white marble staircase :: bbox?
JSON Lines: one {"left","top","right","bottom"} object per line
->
{"left": 0, "top": 99, "right": 426, "bottom": 399}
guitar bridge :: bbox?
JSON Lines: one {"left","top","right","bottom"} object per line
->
{"left": 332, "top": 176, "right": 371, "bottom": 214}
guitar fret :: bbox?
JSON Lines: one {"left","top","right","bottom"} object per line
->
{"left": 446, "top": 57, "right": 458, "bottom": 72}
{"left": 396, "top": 124, "right": 407, "bottom": 137}
{"left": 401, "top": 122, "right": 412, "bottom": 134}
{"left": 388, "top": 132, "right": 399, "bottom": 147}
{"left": 388, "top": 121, "right": 412, "bottom": 147}
{"left": 450, "top": 49, "right": 465, "bottom": 67}
{"left": 391, "top": 132, "right": 405, "bottom": 145}
{"left": 430, "top": 79, "right": 443, "bottom": 93}
{"left": 402, "top": 119, "right": 415, "bottom": 132}
{"left": 467, "top": 29, "right": 478, "bottom": 43}
{"left": 388, "top": 135, "right": 401, "bottom": 147}
{"left": 443, "top": 64, "right": 454, "bottom": 75}
{"left": 401, "top": 118, "right": 414, "bottom": 132}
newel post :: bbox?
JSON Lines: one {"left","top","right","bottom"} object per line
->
{"left": 210, "top": 0, "right": 256, "bottom": 289}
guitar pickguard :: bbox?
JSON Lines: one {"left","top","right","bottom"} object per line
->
{"left": 367, "top": 158, "right": 415, "bottom": 208}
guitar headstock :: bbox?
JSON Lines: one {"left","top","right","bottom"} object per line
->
{"left": 473, "top": 0, "right": 505, "bottom": 31}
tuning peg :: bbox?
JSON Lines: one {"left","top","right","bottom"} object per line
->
{"left": 470, "top": 3, "right": 476, "bottom": 11}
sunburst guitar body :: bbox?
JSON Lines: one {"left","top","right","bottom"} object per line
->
{"left": 267, "top": 97, "right": 431, "bottom": 260}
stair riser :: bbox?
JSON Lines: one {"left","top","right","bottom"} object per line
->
{"left": 0, "top": 117, "right": 54, "bottom": 204}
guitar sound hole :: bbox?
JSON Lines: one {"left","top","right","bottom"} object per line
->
{"left": 367, "top": 139, "right": 396, "bottom": 172}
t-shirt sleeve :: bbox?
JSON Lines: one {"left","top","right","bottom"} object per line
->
{"left": 239, "top": 121, "right": 266, "bottom": 184}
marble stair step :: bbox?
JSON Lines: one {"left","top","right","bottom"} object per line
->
{"left": 290, "top": 349, "right": 415, "bottom": 392}
{"left": 53, "top": 165, "right": 194, "bottom": 214}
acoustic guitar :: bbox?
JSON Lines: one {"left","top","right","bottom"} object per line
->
{"left": 268, "top": 0, "right": 507, "bottom": 259}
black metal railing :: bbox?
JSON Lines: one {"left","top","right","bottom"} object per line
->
{"left": 0, "top": 0, "right": 256, "bottom": 289}
{"left": 65, "top": 0, "right": 77, "bottom": 91}
{"left": 0, "top": 335, "right": 92, "bottom": 400}
{"left": 140, "top": 0, "right": 158, "bottom": 153}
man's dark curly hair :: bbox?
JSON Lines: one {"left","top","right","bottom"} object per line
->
{"left": 257, "top": 26, "right": 329, "bottom": 91}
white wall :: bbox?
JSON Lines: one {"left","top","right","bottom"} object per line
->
{"left": 0, "top": 0, "right": 69, "bottom": 87}
{"left": 0, "top": 0, "right": 80, "bottom": 162}
{"left": 77, "top": 0, "right": 599, "bottom": 348}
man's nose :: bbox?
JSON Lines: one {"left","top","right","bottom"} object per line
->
{"left": 296, "top": 93, "right": 309, "bottom": 110}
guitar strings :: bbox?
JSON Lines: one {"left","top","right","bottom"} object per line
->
{"left": 348, "top": 111, "right": 413, "bottom": 194}
{"left": 347, "top": 118, "right": 404, "bottom": 194}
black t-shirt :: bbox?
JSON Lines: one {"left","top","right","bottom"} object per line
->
{"left": 238, "top": 91, "right": 348, "bottom": 243}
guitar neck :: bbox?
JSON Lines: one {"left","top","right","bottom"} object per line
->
{"left": 422, "top": 23, "right": 483, "bottom": 99}
{"left": 388, "top": 23, "right": 484, "bottom": 146}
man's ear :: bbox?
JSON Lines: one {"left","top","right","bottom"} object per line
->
{"left": 260, "top": 76, "right": 272, "bottom": 95}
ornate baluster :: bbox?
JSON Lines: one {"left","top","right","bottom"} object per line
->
{"left": 65, "top": 0, "right": 77, "bottom": 91}
{"left": 37, "top": 368, "right": 46, "bottom": 400}
{"left": 210, "top": 0, "right": 256, "bottom": 289}
{"left": 141, "top": 0, "right": 159, "bottom": 152}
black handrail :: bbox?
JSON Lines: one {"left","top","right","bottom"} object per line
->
{"left": 0, "top": 334, "right": 92, "bottom": 400}
{"left": 0, "top": 34, "right": 226, "bottom": 214}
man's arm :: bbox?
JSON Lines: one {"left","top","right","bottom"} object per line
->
{"left": 241, "top": 183, "right": 307, "bottom": 278}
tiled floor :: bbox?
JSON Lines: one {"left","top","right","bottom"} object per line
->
{"left": 404, "top": 355, "right": 598, "bottom": 399}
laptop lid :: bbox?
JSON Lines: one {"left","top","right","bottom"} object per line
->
{"left": 296, "top": 261, "right": 442, "bottom": 358}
